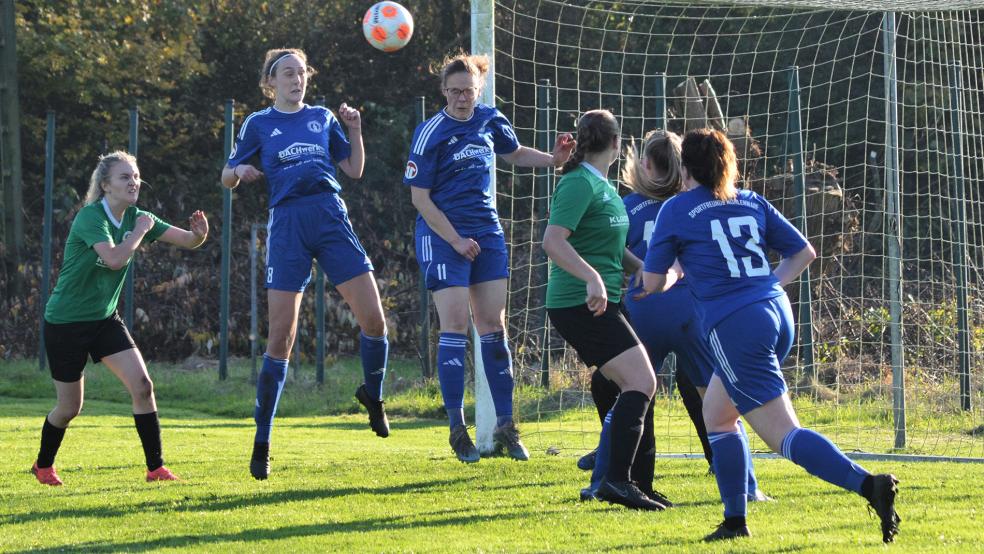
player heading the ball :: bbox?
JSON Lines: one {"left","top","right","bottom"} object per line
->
{"left": 222, "top": 48, "right": 391, "bottom": 481}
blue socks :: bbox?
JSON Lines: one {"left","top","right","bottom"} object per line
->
{"left": 438, "top": 332, "right": 468, "bottom": 428}
{"left": 782, "top": 427, "right": 869, "bottom": 494}
{"left": 480, "top": 331, "right": 514, "bottom": 427}
{"left": 589, "top": 409, "right": 614, "bottom": 493}
{"left": 254, "top": 355, "right": 289, "bottom": 444}
{"left": 360, "top": 332, "right": 389, "bottom": 401}
{"left": 737, "top": 419, "right": 760, "bottom": 496}
{"left": 709, "top": 431, "right": 749, "bottom": 518}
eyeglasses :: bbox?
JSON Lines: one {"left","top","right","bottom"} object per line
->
{"left": 444, "top": 87, "right": 479, "bottom": 99}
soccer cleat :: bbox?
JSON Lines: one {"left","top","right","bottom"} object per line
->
{"left": 250, "top": 442, "right": 271, "bottom": 480}
{"left": 595, "top": 479, "right": 666, "bottom": 511}
{"left": 638, "top": 484, "right": 674, "bottom": 508}
{"left": 867, "top": 474, "right": 902, "bottom": 543}
{"left": 355, "top": 384, "right": 390, "bottom": 438}
{"left": 576, "top": 448, "right": 597, "bottom": 471}
{"left": 704, "top": 521, "right": 751, "bottom": 541}
{"left": 449, "top": 425, "right": 480, "bottom": 463}
{"left": 579, "top": 487, "right": 596, "bottom": 501}
{"left": 31, "top": 462, "right": 63, "bottom": 486}
{"left": 492, "top": 421, "right": 530, "bottom": 461}
{"left": 146, "top": 466, "right": 180, "bottom": 482}
{"left": 749, "top": 489, "right": 774, "bottom": 502}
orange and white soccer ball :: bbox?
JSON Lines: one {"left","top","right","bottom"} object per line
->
{"left": 363, "top": 2, "right": 414, "bottom": 52}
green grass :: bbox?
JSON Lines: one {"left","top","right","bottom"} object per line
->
{"left": 1, "top": 359, "right": 982, "bottom": 552}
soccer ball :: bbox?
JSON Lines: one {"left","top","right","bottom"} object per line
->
{"left": 363, "top": 2, "right": 414, "bottom": 52}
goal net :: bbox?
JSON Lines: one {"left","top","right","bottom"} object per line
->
{"left": 481, "top": 0, "right": 984, "bottom": 460}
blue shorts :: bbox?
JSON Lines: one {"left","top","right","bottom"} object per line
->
{"left": 707, "top": 295, "right": 794, "bottom": 414}
{"left": 266, "top": 192, "right": 373, "bottom": 292}
{"left": 624, "top": 284, "right": 714, "bottom": 388}
{"left": 416, "top": 229, "right": 509, "bottom": 291}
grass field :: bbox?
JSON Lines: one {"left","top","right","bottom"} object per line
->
{"left": 1, "top": 359, "right": 982, "bottom": 552}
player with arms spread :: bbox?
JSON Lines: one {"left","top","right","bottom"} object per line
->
{"left": 641, "top": 128, "right": 900, "bottom": 542}
{"left": 222, "top": 48, "right": 390, "bottom": 480}
{"left": 34, "top": 151, "right": 208, "bottom": 486}
{"left": 404, "top": 52, "right": 574, "bottom": 462}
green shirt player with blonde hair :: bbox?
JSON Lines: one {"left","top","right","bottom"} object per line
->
{"left": 33, "top": 151, "right": 209, "bottom": 486}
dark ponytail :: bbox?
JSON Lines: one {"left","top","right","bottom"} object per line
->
{"left": 680, "top": 128, "right": 738, "bottom": 201}
{"left": 561, "top": 109, "right": 620, "bottom": 174}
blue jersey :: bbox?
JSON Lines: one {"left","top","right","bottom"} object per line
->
{"left": 227, "top": 104, "right": 352, "bottom": 208}
{"left": 624, "top": 192, "right": 687, "bottom": 294}
{"left": 403, "top": 103, "right": 520, "bottom": 236}
{"left": 644, "top": 185, "right": 808, "bottom": 330}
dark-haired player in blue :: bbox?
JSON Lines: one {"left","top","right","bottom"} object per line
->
{"left": 222, "top": 48, "right": 390, "bottom": 480}
{"left": 404, "top": 53, "right": 574, "bottom": 462}
{"left": 641, "top": 128, "right": 900, "bottom": 543}
{"left": 581, "top": 130, "right": 766, "bottom": 504}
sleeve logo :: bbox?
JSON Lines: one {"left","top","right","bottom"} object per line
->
{"left": 405, "top": 161, "right": 418, "bottom": 179}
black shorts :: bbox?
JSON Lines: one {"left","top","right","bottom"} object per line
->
{"left": 548, "top": 302, "right": 641, "bottom": 369}
{"left": 43, "top": 312, "right": 136, "bottom": 382}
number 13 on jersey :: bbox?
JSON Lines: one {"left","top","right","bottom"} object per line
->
{"left": 710, "top": 216, "right": 769, "bottom": 278}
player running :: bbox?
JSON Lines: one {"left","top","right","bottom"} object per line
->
{"left": 34, "top": 151, "right": 208, "bottom": 485}
{"left": 404, "top": 53, "right": 574, "bottom": 462}
{"left": 222, "top": 48, "right": 390, "bottom": 480}
{"left": 543, "top": 110, "right": 666, "bottom": 510}
{"left": 640, "top": 128, "right": 900, "bottom": 542}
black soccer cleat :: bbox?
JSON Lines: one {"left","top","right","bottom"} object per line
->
{"left": 250, "top": 442, "right": 270, "bottom": 481}
{"left": 576, "top": 448, "right": 597, "bottom": 471}
{"left": 355, "top": 384, "right": 390, "bottom": 438}
{"left": 867, "top": 474, "right": 902, "bottom": 543}
{"left": 492, "top": 421, "right": 530, "bottom": 461}
{"left": 449, "top": 424, "right": 480, "bottom": 463}
{"left": 579, "top": 487, "right": 596, "bottom": 501}
{"left": 704, "top": 521, "right": 751, "bottom": 541}
{"left": 638, "top": 484, "right": 674, "bottom": 508}
{"left": 595, "top": 479, "right": 666, "bottom": 511}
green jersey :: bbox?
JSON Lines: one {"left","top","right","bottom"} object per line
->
{"left": 44, "top": 199, "right": 170, "bottom": 324}
{"left": 546, "top": 163, "right": 629, "bottom": 308}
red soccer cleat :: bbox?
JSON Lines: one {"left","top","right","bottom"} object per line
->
{"left": 146, "top": 466, "right": 180, "bottom": 482}
{"left": 31, "top": 462, "right": 63, "bottom": 486}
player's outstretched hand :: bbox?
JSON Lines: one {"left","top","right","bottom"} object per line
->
{"left": 552, "top": 133, "right": 576, "bottom": 168}
{"left": 338, "top": 103, "right": 361, "bottom": 130}
{"left": 234, "top": 164, "right": 263, "bottom": 183}
{"left": 585, "top": 276, "right": 607, "bottom": 316}
{"left": 452, "top": 237, "right": 481, "bottom": 262}
{"left": 189, "top": 210, "right": 209, "bottom": 239}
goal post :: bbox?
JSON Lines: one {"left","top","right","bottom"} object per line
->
{"left": 473, "top": 0, "right": 984, "bottom": 461}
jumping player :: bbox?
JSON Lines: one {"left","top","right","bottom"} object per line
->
{"left": 222, "top": 48, "right": 390, "bottom": 480}
{"left": 404, "top": 53, "right": 574, "bottom": 462}
{"left": 543, "top": 110, "right": 667, "bottom": 510}
{"left": 641, "top": 128, "right": 900, "bottom": 542}
{"left": 34, "top": 151, "right": 208, "bottom": 485}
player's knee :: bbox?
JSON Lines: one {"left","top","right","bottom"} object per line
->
{"left": 131, "top": 376, "right": 155, "bottom": 403}
{"left": 360, "top": 313, "right": 387, "bottom": 337}
{"left": 474, "top": 320, "right": 504, "bottom": 336}
{"left": 702, "top": 404, "right": 738, "bottom": 433}
{"left": 52, "top": 401, "right": 82, "bottom": 425}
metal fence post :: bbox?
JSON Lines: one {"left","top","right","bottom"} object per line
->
{"left": 948, "top": 62, "right": 971, "bottom": 411}
{"left": 535, "top": 79, "right": 553, "bottom": 388}
{"left": 250, "top": 223, "right": 261, "bottom": 383}
{"left": 882, "top": 13, "right": 906, "bottom": 449}
{"left": 124, "top": 105, "right": 138, "bottom": 332}
{"left": 786, "top": 66, "right": 816, "bottom": 392}
{"left": 39, "top": 111, "right": 55, "bottom": 370}
{"left": 219, "top": 99, "right": 234, "bottom": 380}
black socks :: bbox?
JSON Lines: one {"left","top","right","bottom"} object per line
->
{"left": 133, "top": 412, "right": 164, "bottom": 471}
{"left": 37, "top": 417, "right": 67, "bottom": 468}
{"left": 630, "top": 400, "right": 656, "bottom": 489}
{"left": 606, "top": 390, "right": 651, "bottom": 483}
